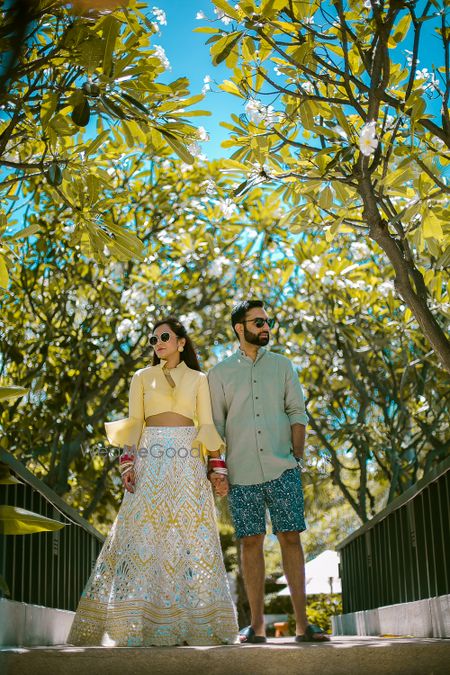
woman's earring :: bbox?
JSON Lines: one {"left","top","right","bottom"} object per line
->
{"left": 178, "top": 346, "right": 184, "bottom": 352}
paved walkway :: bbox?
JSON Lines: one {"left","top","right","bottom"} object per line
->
{"left": 1, "top": 636, "right": 450, "bottom": 674}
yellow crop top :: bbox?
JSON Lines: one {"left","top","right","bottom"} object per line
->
{"left": 104, "top": 360, "right": 225, "bottom": 459}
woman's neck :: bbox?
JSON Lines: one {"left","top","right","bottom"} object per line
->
{"left": 163, "top": 355, "right": 181, "bottom": 369}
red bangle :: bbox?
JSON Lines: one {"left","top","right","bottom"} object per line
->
{"left": 208, "top": 458, "right": 227, "bottom": 468}
{"left": 120, "top": 453, "right": 135, "bottom": 464}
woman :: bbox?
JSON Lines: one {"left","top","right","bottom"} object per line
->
{"left": 68, "top": 317, "right": 238, "bottom": 647}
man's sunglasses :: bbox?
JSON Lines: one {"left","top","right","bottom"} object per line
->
{"left": 149, "top": 332, "right": 171, "bottom": 346}
{"left": 242, "top": 318, "right": 275, "bottom": 329}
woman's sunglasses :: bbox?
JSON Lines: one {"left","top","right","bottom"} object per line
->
{"left": 242, "top": 318, "right": 275, "bottom": 329}
{"left": 149, "top": 332, "right": 171, "bottom": 346}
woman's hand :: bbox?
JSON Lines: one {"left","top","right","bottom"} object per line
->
{"left": 209, "top": 472, "right": 229, "bottom": 497}
{"left": 122, "top": 468, "right": 136, "bottom": 493}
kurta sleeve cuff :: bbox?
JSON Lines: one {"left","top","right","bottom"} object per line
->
{"left": 288, "top": 412, "right": 309, "bottom": 426}
{"left": 191, "top": 424, "right": 225, "bottom": 461}
{"left": 104, "top": 416, "right": 144, "bottom": 450}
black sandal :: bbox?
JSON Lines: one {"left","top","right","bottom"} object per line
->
{"left": 295, "top": 624, "right": 330, "bottom": 642}
{"left": 239, "top": 626, "right": 267, "bottom": 644}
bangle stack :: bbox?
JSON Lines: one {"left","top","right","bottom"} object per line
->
{"left": 207, "top": 457, "right": 228, "bottom": 477}
{"left": 119, "top": 452, "right": 135, "bottom": 476}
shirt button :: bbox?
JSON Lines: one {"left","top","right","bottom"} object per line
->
{"left": 260, "top": 448, "right": 264, "bottom": 452}
{"left": 255, "top": 396, "right": 259, "bottom": 399}
{"left": 258, "top": 430, "right": 261, "bottom": 434}
{"left": 253, "top": 380, "right": 257, "bottom": 383}
{"left": 256, "top": 414, "right": 260, "bottom": 417}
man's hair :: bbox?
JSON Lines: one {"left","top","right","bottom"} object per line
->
{"left": 231, "top": 299, "right": 264, "bottom": 337}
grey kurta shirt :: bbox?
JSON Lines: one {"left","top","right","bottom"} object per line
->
{"left": 208, "top": 348, "right": 308, "bottom": 486}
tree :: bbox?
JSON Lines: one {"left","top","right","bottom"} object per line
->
{"left": 201, "top": 0, "right": 450, "bottom": 371}
{"left": 278, "top": 234, "right": 450, "bottom": 522}
{"left": 0, "top": 0, "right": 209, "bottom": 284}
{"left": 0, "top": 152, "right": 295, "bottom": 526}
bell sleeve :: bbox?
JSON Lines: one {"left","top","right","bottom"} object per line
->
{"left": 104, "top": 370, "right": 145, "bottom": 451}
{"left": 191, "top": 373, "right": 225, "bottom": 460}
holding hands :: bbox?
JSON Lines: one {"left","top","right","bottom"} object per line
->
{"left": 207, "top": 456, "right": 229, "bottom": 497}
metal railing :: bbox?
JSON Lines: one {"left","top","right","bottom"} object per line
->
{"left": 0, "top": 450, "right": 105, "bottom": 611}
{"left": 337, "top": 456, "right": 450, "bottom": 614}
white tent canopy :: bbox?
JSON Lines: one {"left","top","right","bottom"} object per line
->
{"left": 276, "top": 550, "right": 341, "bottom": 596}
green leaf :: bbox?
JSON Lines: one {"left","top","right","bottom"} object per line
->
{"left": 120, "top": 91, "right": 149, "bottom": 115}
{"left": 0, "top": 506, "right": 65, "bottom": 535}
{"left": 9, "top": 222, "right": 42, "bottom": 240}
{"left": 158, "top": 128, "right": 194, "bottom": 164}
{"left": 0, "top": 464, "right": 22, "bottom": 485}
{"left": 193, "top": 27, "right": 220, "bottom": 34}
{"left": 0, "top": 386, "right": 28, "bottom": 402}
{"left": 102, "top": 15, "right": 121, "bottom": 77}
{"left": 0, "top": 254, "right": 8, "bottom": 288}
{"left": 211, "top": 31, "right": 243, "bottom": 66}
{"left": 85, "top": 130, "right": 110, "bottom": 156}
{"left": 219, "top": 79, "right": 244, "bottom": 97}
{"left": 212, "top": 0, "right": 240, "bottom": 20}
{"left": 390, "top": 14, "right": 411, "bottom": 46}
{"left": 422, "top": 211, "right": 444, "bottom": 241}
{"left": 101, "top": 95, "right": 127, "bottom": 119}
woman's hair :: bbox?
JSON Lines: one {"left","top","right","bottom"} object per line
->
{"left": 151, "top": 316, "right": 201, "bottom": 371}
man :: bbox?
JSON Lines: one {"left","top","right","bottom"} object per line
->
{"left": 208, "top": 299, "right": 329, "bottom": 644}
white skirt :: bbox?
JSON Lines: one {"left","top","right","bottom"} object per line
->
{"left": 67, "top": 426, "right": 239, "bottom": 646}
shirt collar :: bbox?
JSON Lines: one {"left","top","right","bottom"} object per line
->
{"left": 235, "top": 347, "right": 267, "bottom": 364}
{"left": 158, "top": 359, "right": 187, "bottom": 371}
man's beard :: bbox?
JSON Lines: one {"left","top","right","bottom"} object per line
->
{"left": 244, "top": 326, "right": 270, "bottom": 346}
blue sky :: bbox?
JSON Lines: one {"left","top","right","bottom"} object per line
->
{"left": 152, "top": 1, "right": 444, "bottom": 159}
{"left": 153, "top": 0, "right": 243, "bottom": 159}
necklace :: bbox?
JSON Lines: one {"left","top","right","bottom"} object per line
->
{"left": 162, "top": 362, "right": 176, "bottom": 388}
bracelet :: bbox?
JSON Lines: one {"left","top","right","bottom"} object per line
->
{"left": 295, "top": 456, "right": 305, "bottom": 471}
{"left": 207, "top": 458, "right": 228, "bottom": 476}
{"left": 119, "top": 453, "right": 135, "bottom": 465}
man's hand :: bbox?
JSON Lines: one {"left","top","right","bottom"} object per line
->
{"left": 122, "top": 468, "right": 136, "bottom": 493}
{"left": 209, "top": 472, "right": 229, "bottom": 497}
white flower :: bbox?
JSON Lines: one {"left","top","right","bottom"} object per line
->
{"left": 204, "top": 178, "right": 216, "bottom": 195}
{"left": 302, "top": 256, "right": 321, "bottom": 276}
{"left": 378, "top": 280, "right": 395, "bottom": 296}
{"left": 179, "top": 311, "right": 203, "bottom": 329}
{"left": 202, "top": 74, "right": 212, "bottom": 94}
{"left": 214, "top": 8, "right": 233, "bottom": 25}
{"left": 300, "top": 80, "right": 314, "bottom": 94}
{"left": 359, "top": 121, "right": 378, "bottom": 156}
{"left": 196, "top": 11, "right": 206, "bottom": 20}
{"left": 197, "top": 126, "right": 209, "bottom": 142}
{"left": 153, "top": 44, "right": 170, "bottom": 70}
{"left": 245, "top": 98, "right": 265, "bottom": 124}
{"left": 249, "top": 161, "right": 273, "bottom": 182}
{"left": 185, "top": 288, "right": 201, "bottom": 300}
{"left": 187, "top": 141, "right": 202, "bottom": 157}
{"left": 209, "top": 256, "right": 229, "bottom": 278}
{"left": 218, "top": 198, "right": 237, "bottom": 219}
{"left": 405, "top": 49, "right": 418, "bottom": 67}
{"left": 152, "top": 7, "right": 167, "bottom": 25}
{"left": 350, "top": 241, "right": 371, "bottom": 260}
{"left": 245, "top": 98, "right": 280, "bottom": 127}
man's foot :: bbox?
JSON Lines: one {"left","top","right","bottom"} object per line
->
{"left": 239, "top": 626, "right": 267, "bottom": 644}
{"left": 295, "top": 624, "right": 330, "bottom": 642}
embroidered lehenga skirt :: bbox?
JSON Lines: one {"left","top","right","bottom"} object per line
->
{"left": 68, "top": 426, "right": 238, "bottom": 646}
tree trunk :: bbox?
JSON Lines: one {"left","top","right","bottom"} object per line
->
{"left": 359, "top": 175, "right": 450, "bottom": 373}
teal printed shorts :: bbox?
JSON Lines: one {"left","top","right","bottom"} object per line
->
{"left": 228, "top": 468, "right": 306, "bottom": 539}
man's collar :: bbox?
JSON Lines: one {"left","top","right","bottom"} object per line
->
{"left": 235, "top": 346, "right": 267, "bottom": 363}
